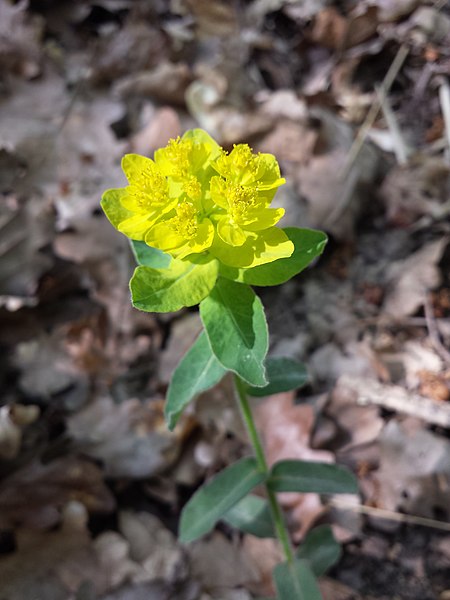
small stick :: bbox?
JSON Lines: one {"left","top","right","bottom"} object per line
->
{"left": 341, "top": 44, "right": 409, "bottom": 179}
{"left": 329, "top": 497, "right": 450, "bottom": 532}
{"left": 424, "top": 292, "right": 450, "bottom": 365}
{"left": 438, "top": 77, "right": 450, "bottom": 162}
{"left": 376, "top": 84, "right": 410, "bottom": 165}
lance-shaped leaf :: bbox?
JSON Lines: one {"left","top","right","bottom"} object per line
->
{"left": 179, "top": 457, "right": 266, "bottom": 543}
{"left": 219, "top": 228, "right": 328, "bottom": 286}
{"left": 245, "top": 357, "right": 308, "bottom": 397}
{"left": 130, "top": 258, "right": 219, "bottom": 313}
{"left": 297, "top": 525, "right": 342, "bottom": 577}
{"left": 200, "top": 278, "right": 268, "bottom": 386}
{"left": 273, "top": 559, "right": 323, "bottom": 600}
{"left": 222, "top": 494, "right": 275, "bottom": 538}
{"left": 165, "top": 331, "right": 227, "bottom": 430}
{"left": 268, "top": 460, "right": 358, "bottom": 495}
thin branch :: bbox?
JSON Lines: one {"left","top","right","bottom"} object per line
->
{"left": 341, "top": 44, "right": 409, "bottom": 179}
{"left": 438, "top": 77, "right": 450, "bottom": 162}
{"left": 329, "top": 498, "right": 450, "bottom": 532}
{"left": 376, "top": 84, "right": 410, "bottom": 164}
{"left": 424, "top": 292, "right": 450, "bottom": 365}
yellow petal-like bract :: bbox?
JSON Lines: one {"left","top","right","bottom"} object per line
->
{"left": 102, "top": 129, "right": 293, "bottom": 268}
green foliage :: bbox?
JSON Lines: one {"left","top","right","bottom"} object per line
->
{"left": 101, "top": 187, "right": 133, "bottom": 230}
{"left": 165, "top": 331, "right": 227, "bottom": 430}
{"left": 179, "top": 457, "right": 266, "bottom": 543}
{"left": 130, "top": 239, "right": 171, "bottom": 269}
{"left": 268, "top": 459, "right": 358, "bottom": 495}
{"left": 297, "top": 525, "right": 342, "bottom": 577}
{"left": 130, "top": 258, "right": 219, "bottom": 313}
{"left": 245, "top": 357, "right": 309, "bottom": 397}
{"left": 219, "top": 228, "right": 328, "bottom": 286}
{"left": 200, "top": 278, "right": 268, "bottom": 386}
{"left": 273, "top": 559, "right": 323, "bottom": 600}
{"left": 222, "top": 494, "right": 275, "bottom": 538}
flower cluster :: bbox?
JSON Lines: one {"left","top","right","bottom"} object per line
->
{"left": 102, "top": 129, "right": 293, "bottom": 268}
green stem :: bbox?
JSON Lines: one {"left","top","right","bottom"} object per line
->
{"left": 234, "top": 375, "right": 295, "bottom": 564}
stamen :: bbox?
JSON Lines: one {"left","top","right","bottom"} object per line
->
{"left": 169, "top": 202, "right": 198, "bottom": 238}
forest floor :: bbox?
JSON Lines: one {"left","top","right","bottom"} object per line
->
{"left": 1, "top": 0, "right": 450, "bottom": 598}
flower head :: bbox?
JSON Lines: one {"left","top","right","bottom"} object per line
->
{"left": 101, "top": 129, "right": 293, "bottom": 268}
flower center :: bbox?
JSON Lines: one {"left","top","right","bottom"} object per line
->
{"left": 216, "top": 144, "right": 260, "bottom": 181}
{"left": 130, "top": 167, "right": 168, "bottom": 209}
{"left": 183, "top": 175, "right": 202, "bottom": 200}
{"left": 164, "top": 137, "right": 194, "bottom": 178}
{"left": 169, "top": 201, "right": 198, "bottom": 238}
{"left": 227, "top": 183, "right": 258, "bottom": 222}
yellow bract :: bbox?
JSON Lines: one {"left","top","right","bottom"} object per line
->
{"left": 101, "top": 129, "right": 293, "bottom": 268}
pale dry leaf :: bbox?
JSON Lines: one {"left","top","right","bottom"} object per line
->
{"left": 371, "top": 419, "right": 450, "bottom": 518}
{"left": 186, "top": 0, "right": 238, "bottom": 38}
{"left": 130, "top": 107, "right": 181, "bottom": 158}
{"left": 383, "top": 238, "right": 448, "bottom": 318}
{"left": 329, "top": 377, "right": 384, "bottom": 451}
{"left": 295, "top": 110, "right": 380, "bottom": 239}
{"left": 188, "top": 532, "right": 260, "bottom": 591}
{"left": 115, "top": 62, "right": 192, "bottom": 106}
{"left": 13, "top": 334, "right": 88, "bottom": 403}
{"left": 119, "top": 511, "right": 186, "bottom": 583}
{"left": 375, "top": 0, "right": 420, "bottom": 22}
{"left": 52, "top": 96, "right": 127, "bottom": 228}
{"left": 68, "top": 397, "right": 180, "bottom": 479}
{"left": 159, "top": 313, "right": 203, "bottom": 384}
{"left": 0, "top": 196, "right": 54, "bottom": 298}
{"left": 241, "top": 536, "right": 283, "bottom": 597}
{"left": 0, "top": 0, "right": 43, "bottom": 78}
{"left": 0, "top": 403, "right": 39, "bottom": 460}
{"left": 185, "top": 81, "right": 272, "bottom": 145}
{"left": 0, "top": 519, "right": 93, "bottom": 600}
{"left": 91, "top": 21, "right": 167, "bottom": 84}
{"left": 254, "top": 392, "right": 334, "bottom": 538}
{"left": 380, "top": 157, "right": 450, "bottom": 227}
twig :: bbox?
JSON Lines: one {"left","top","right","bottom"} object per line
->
{"left": 329, "top": 497, "right": 450, "bottom": 532}
{"left": 376, "top": 84, "right": 410, "bottom": 165}
{"left": 341, "top": 44, "right": 409, "bottom": 179}
{"left": 438, "top": 77, "right": 450, "bottom": 162}
{"left": 337, "top": 375, "right": 450, "bottom": 428}
{"left": 424, "top": 292, "right": 450, "bottom": 365}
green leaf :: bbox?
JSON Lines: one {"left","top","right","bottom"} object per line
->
{"left": 222, "top": 494, "right": 275, "bottom": 538}
{"left": 245, "top": 357, "right": 309, "bottom": 397}
{"left": 269, "top": 460, "right": 358, "bottom": 495}
{"left": 130, "top": 239, "right": 171, "bottom": 269}
{"left": 297, "top": 525, "right": 342, "bottom": 576}
{"left": 273, "top": 559, "right": 323, "bottom": 600}
{"left": 130, "top": 258, "right": 219, "bottom": 313}
{"left": 179, "top": 457, "right": 266, "bottom": 543}
{"left": 219, "top": 228, "right": 328, "bottom": 286}
{"left": 200, "top": 279, "right": 268, "bottom": 386}
{"left": 165, "top": 331, "right": 227, "bottom": 430}
{"left": 101, "top": 187, "right": 133, "bottom": 229}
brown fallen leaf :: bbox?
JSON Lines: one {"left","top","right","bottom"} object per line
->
{"left": 188, "top": 531, "right": 260, "bottom": 591}
{"left": 0, "top": 403, "right": 39, "bottom": 460}
{"left": 369, "top": 419, "right": 450, "bottom": 520}
{"left": 115, "top": 62, "right": 193, "bottom": 106}
{"left": 129, "top": 107, "right": 181, "bottom": 158}
{"left": 0, "top": 456, "right": 115, "bottom": 530}
{"left": 254, "top": 392, "right": 334, "bottom": 539}
{"left": 380, "top": 157, "right": 450, "bottom": 227}
{"left": 383, "top": 238, "right": 449, "bottom": 319}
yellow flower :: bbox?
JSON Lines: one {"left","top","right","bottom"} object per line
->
{"left": 101, "top": 129, "right": 293, "bottom": 269}
{"left": 145, "top": 200, "right": 215, "bottom": 260}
